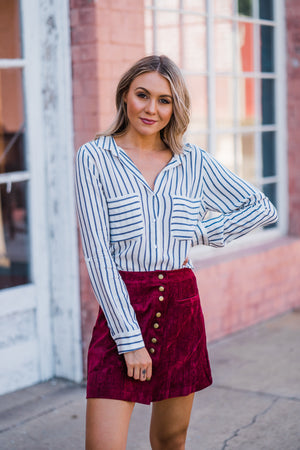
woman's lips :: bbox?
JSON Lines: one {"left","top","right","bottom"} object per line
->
{"left": 140, "top": 118, "right": 157, "bottom": 125}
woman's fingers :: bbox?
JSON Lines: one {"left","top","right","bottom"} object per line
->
{"left": 124, "top": 348, "right": 152, "bottom": 382}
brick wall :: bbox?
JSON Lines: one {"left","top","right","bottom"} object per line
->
{"left": 286, "top": 0, "right": 300, "bottom": 236}
{"left": 70, "top": 0, "right": 145, "bottom": 372}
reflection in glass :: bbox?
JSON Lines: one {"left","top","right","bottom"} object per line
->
{"left": 214, "top": 0, "right": 234, "bottom": 16}
{"left": 185, "top": 76, "right": 207, "bottom": 130}
{"left": 238, "top": 0, "right": 252, "bottom": 17}
{"left": 260, "top": 26, "right": 274, "bottom": 73}
{"left": 259, "top": 0, "right": 273, "bottom": 20}
{"left": 183, "top": 0, "right": 206, "bottom": 13}
{"left": 263, "top": 183, "right": 277, "bottom": 228}
{"left": 216, "top": 77, "right": 234, "bottom": 128}
{"left": 261, "top": 79, "right": 275, "bottom": 124}
{"left": 156, "top": 12, "right": 180, "bottom": 65}
{"left": 215, "top": 20, "right": 234, "bottom": 73}
{"left": 183, "top": 15, "right": 206, "bottom": 72}
{"left": 238, "top": 22, "right": 254, "bottom": 73}
{"left": 262, "top": 131, "right": 276, "bottom": 177}
{"left": 0, "top": 0, "right": 22, "bottom": 59}
{"left": 185, "top": 133, "right": 207, "bottom": 150}
{"left": 215, "top": 135, "right": 235, "bottom": 173}
{"left": 155, "top": 0, "right": 179, "bottom": 8}
{"left": 236, "top": 133, "right": 255, "bottom": 181}
{"left": 237, "top": 77, "right": 255, "bottom": 126}
{"left": 0, "top": 69, "right": 26, "bottom": 174}
{"left": 0, "top": 181, "right": 30, "bottom": 289}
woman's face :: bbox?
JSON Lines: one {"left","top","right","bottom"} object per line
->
{"left": 124, "top": 71, "right": 173, "bottom": 140}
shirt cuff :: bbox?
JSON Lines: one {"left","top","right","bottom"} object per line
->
{"left": 194, "top": 221, "right": 209, "bottom": 246}
{"left": 114, "top": 332, "right": 145, "bottom": 354}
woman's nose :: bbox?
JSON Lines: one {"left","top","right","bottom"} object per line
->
{"left": 145, "top": 99, "right": 156, "bottom": 114}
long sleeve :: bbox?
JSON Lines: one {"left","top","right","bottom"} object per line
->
{"left": 74, "top": 145, "right": 145, "bottom": 354}
{"left": 193, "top": 150, "right": 278, "bottom": 248}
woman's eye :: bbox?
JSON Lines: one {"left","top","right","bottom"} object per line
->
{"left": 137, "top": 92, "right": 147, "bottom": 99}
{"left": 160, "top": 98, "right": 171, "bottom": 104}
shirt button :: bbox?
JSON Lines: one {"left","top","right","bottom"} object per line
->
{"left": 158, "top": 274, "right": 164, "bottom": 280}
{"left": 158, "top": 296, "right": 164, "bottom": 302}
{"left": 156, "top": 312, "right": 162, "bottom": 318}
{"left": 158, "top": 286, "right": 165, "bottom": 292}
{"left": 153, "top": 323, "right": 159, "bottom": 329}
{"left": 151, "top": 337, "right": 157, "bottom": 344}
{"left": 149, "top": 348, "right": 155, "bottom": 354}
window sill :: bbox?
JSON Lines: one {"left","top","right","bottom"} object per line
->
{"left": 190, "top": 230, "right": 298, "bottom": 270}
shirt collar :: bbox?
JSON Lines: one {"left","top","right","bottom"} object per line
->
{"left": 95, "top": 135, "right": 193, "bottom": 165}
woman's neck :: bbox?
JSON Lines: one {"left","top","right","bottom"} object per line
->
{"left": 115, "top": 130, "right": 167, "bottom": 154}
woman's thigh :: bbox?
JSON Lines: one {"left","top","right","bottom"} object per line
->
{"left": 86, "top": 398, "right": 135, "bottom": 450}
{"left": 150, "top": 393, "right": 195, "bottom": 449}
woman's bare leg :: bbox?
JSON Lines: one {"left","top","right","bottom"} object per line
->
{"left": 86, "top": 398, "right": 135, "bottom": 450}
{"left": 149, "top": 393, "right": 195, "bottom": 450}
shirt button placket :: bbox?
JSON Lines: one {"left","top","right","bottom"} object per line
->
{"left": 149, "top": 273, "right": 166, "bottom": 358}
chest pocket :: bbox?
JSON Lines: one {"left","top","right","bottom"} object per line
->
{"left": 107, "top": 194, "right": 144, "bottom": 242}
{"left": 171, "top": 195, "right": 204, "bottom": 240}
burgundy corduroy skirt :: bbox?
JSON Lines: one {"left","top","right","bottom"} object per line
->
{"left": 86, "top": 268, "right": 212, "bottom": 404}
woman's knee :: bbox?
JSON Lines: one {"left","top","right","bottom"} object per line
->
{"left": 150, "top": 427, "right": 188, "bottom": 450}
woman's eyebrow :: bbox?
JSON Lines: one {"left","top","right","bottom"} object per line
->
{"left": 134, "top": 87, "right": 173, "bottom": 98}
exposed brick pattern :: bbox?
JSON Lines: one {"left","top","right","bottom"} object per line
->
{"left": 286, "top": 0, "right": 300, "bottom": 236}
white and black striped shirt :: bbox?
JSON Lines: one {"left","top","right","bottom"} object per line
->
{"left": 75, "top": 135, "right": 278, "bottom": 353}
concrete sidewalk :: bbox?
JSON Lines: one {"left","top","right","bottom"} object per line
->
{"left": 0, "top": 311, "right": 299, "bottom": 450}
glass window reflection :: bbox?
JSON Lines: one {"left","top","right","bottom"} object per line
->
{"left": 260, "top": 26, "right": 274, "bottom": 72}
{"left": 261, "top": 79, "right": 275, "bottom": 125}
{"left": 262, "top": 131, "right": 276, "bottom": 177}
{"left": 259, "top": 0, "right": 273, "bottom": 20}
{"left": 0, "top": 69, "right": 26, "bottom": 174}
{"left": 237, "top": 77, "right": 255, "bottom": 126}
{"left": 216, "top": 77, "right": 234, "bottom": 128}
{"left": 0, "top": 0, "right": 22, "bottom": 59}
{"left": 215, "top": 20, "right": 234, "bottom": 73}
{"left": 0, "top": 181, "right": 30, "bottom": 289}
{"left": 215, "top": 135, "right": 235, "bottom": 173}
{"left": 183, "top": 15, "right": 206, "bottom": 72}
{"left": 238, "top": 0, "right": 253, "bottom": 17}
{"left": 237, "top": 133, "right": 256, "bottom": 181}
{"left": 156, "top": 12, "right": 180, "bottom": 65}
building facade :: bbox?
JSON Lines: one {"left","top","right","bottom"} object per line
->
{"left": 0, "top": 0, "right": 299, "bottom": 394}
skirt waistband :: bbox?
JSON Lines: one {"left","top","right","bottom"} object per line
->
{"left": 118, "top": 268, "right": 194, "bottom": 283}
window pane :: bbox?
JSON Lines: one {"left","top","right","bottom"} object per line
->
{"left": 236, "top": 133, "right": 255, "bottom": 181}
{"left": 0, "top": 0, "right": 22, "bottom": 58}
{"left": 215, "top": 135, "right": 235, "bottom": 172}
{"left": 183, "top": 0, "right": 206, "bottom": 13}
{"left": 0, "top": 69, "right": 26, "bottom": 173}
{"left": 215, "top": 20, "right": 234, "bottom": 72}
{"left": 259, "top": 0, "right": 273, "bottom": 20}
{"left": 214, "top": 0, "right": 234, "bottom": 16}
{"left": 216, "top": 77, "right": 234, "bottom": 128}
{"left": 262, "top": 131, "right": 276, "bottom": 177}
{"left": 156, "top": 12, "right": 180, "bottom": 65}
{"left": 263, "top": 183, "right": 277, "bottom": 228}
{"left": 186, "top": 133, "right": 207, "bottom": 149}
{"left": 238, "top": 0, "right": 253, "bottom": 17}
{"left": 0, "top": 181, "right": 30, "bottom": 289}
{"left": 261, "top": 79, "right": 275, "bottom": 124}
{"left": 183, "top": 15, "right": 206, "bottom": 72}
{"left": 260, "top": 26, "right": 274, "bottom": 73}
{"left": 186, "top": 75, "right": 207, "bottom": 129}
{"left": 237, "top": 77, "right": 255, "bottom": 126}
{"left": 156, "top": 0, "right": 179, "bottom": 8}
{"left": 238, "top": 22, "right": 254, "bottom": 73}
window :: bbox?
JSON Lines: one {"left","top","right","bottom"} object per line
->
{"left": 0, "top": 0, "right": 30, "bottom": 288}
{"left": 145, "top": 0, "right": 283, "bottom": 233}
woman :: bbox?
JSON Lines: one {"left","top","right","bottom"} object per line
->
{"left": 75, "top": 55, "right": 277, "bottom": 450}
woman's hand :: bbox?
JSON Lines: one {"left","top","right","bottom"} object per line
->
{"left": 123, "top": 347, "right": 152, "bottom": 382}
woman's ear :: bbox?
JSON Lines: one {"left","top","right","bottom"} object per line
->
{"left": 123, "top": 91, "right": 128, "bottom": 104}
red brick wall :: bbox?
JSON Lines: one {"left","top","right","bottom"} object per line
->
{"left": 70, "top": 0, "right": 145, "bottom": 373}
{"left": 287, "top": 0, "right": 300, "bottom": 236}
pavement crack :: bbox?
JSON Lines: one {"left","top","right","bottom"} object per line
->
{"left": 220, "top": 396, "right": 279, "bottom": 450}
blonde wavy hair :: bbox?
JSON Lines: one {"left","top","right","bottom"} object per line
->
{"left": 95, "top": 55, "right": 191, "bottom": 154}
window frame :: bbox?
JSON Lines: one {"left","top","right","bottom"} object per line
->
{"left": 145, "top": 0, "right": 287, "bottom": 246}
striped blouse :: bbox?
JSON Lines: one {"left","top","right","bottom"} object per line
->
{"left": 74, "top": 135, "right": 278, "bottom": 354}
